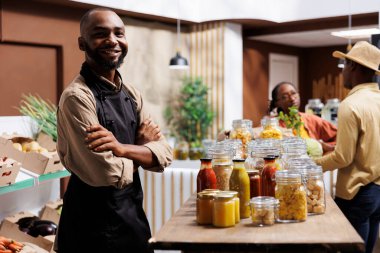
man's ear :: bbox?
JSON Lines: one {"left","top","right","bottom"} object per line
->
{"left": 78, "top": 37, "right": 85, "bottom": 51}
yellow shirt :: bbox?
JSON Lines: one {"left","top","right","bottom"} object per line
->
{"left": 315, "top": 83, "right": 380, "bottom": 200}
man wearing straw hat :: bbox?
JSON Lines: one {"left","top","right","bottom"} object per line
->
{"left": 316, "top": 41, "right": 380, "bottom": 253}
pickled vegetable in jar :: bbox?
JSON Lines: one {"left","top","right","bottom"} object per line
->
{"left": 223, "top": 191, "right": 240, "bottom": 223}
{"left": 250, "top": 196, "right": 278, "bottom": 226}
{"left": 229, "top": 159, "right": 250, "bottom": 219}
{"left": 213, "top": 193, "right": 235, "bottom": 227}
{"left": 259, "top": 117, "right": 283, "bottom": 139}
{"left": 247, "top": 169, "right": 261, "bottom": 198}
{"left": 197, "top": 158, "right": 217, "bottom": 193}
{"left": 261, "top": 156, "right": 278, "bottom": 197}
{"left": 197, "top": 192, "right": 215, "bottom": 225}
{"left": 174, "top": 140, "right": 189, "bottom": 160}
{"left": 230, "top": 119, "right": 253, "bottom": 158}
{"left": 275, "top": 171, "right": 307, "bottom": 222}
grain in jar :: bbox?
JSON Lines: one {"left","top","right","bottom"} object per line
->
{"left": 250, "top": 196, "right": 278, "bottom": 226}
{"left": 209, "top": 146, "right": 233, "bottom": 190}
{"left": 230, "top": 119, "right": 253, "bottom": 158}
{"left": 275, "top": 170, "right": 307, "bottom": 222}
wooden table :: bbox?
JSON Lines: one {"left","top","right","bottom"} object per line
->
{"left": 150, "top": 194, "right": 365, "bottom": 253}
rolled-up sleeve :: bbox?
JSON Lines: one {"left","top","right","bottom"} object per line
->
{"left": 57, "top": 86, "right": 134, "bottom": 188}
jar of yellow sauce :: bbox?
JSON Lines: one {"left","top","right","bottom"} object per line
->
{"left": 197, "top": 192, "right": 216, "bottom": 225}
{"left": 223, "top": 190, "right": 240, "bottom": 223}
{"left": 213, "top": 193, "right": 236, "bottom": 227}
{"left": 229, "top": 159, "right": 251, "bottom": 219}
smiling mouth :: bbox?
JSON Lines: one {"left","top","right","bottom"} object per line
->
{"left": 101, "top": 49, "right": 121, "bottom": 57}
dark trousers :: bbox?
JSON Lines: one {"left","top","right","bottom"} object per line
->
{"left": 335, "top": 183, "right": 380, "bottom": 253}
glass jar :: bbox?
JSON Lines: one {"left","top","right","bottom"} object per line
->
{"left": 250, "top": 196, "right": 278, "bottom": 226}
{"left": 322, "top": 98, "right": 340, "bottom": 125}
{"left": 304, "top": 165, "right": 326, "bottom": 215}
{"left": 210, "top": 147, "right": 233, "bottom": 191}
{"left": 261, "top": 156, "right": 278, "bottom": 197}
{"left": 305, "top": 98, "right": 324, "bottom": 117}
{"left": 212, "top": 193, "right": 235, "bottom": 227}
{"left": 189, "top": 147, "right": 204, "bottom": 160}
{"left": 223, "top": 191, "right": 240, "bottom": 223}
{"left": 281, "top": 145, "right": 309, "bottom": 169}
{"left": 197, "top": 158, "right": 217, "bottom": 193}
{"left": 259, "top": 117, "right": 283, "bottom": 139}
{"left": 275, "top": 171, "right": 307, "bottom": 223}
{"left": 245, "top": 139, "right": 281, "bottom": 172}
{"left": 219, "top": 139, "right": 243, "bottom": 160}
{"left": 173, "top": 140, "right": 189, "bottom": 160}
{"left": 196, "top": 192, "right": 215, "bottom": 225}
{"left": 247, "top": 169, "right": 261, "bottom": 198}
{"left": 230, "top": 119, "right": 253, "bottom": 158}
{"left": 229, "top": 159, "right": 251, "bottom": 219}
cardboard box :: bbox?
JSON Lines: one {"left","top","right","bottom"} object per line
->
{"left": 0, "top": 136, "right": 63, "bottom": 175}
{"left": 0, "top": 158, "right": 21, "bottom": 187}
{"left": 40, "top": 199, "right": 62, "bottom": 225}
{"left": 0, "top": 211, "right": 55, "bottom": 252}
{"left": 36, "top": 132, "right": 56, "bottom": 152}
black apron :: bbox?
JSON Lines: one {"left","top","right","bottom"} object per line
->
{"left": 57, "top": 63, "right": 152, "bottom": 253}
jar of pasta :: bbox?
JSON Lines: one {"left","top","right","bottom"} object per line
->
{"left": 229, "top": 159, "right": 250, "bottom": 219}
{"left": 212, "top": 193, "right": 236, "bottom": 227}
{"left": 197, "top": 192, "right": 216, "bottom": 225}
{"left": 250, "top": 196, "right": 278, "bottom": 226}
{"left": 275, "top": 170, "right": 307, "bottom": 222}
{"left": 209, "top": 147, "right": 233, "bottom": 191}
{"left": 230, "top": 119, "right": 253, "bottom": 158}
{"left": 259, "top": 117, "right": 283, "bottom": 139}
{"left": 304, "top": 165, "right": 326, "bottom": 215}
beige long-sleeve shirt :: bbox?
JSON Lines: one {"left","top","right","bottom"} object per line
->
{"left": 57, "top": 74, "right": 173, "bottom": 189}
{"left": 315, "top": 83, "right": 380, "bottom": 200}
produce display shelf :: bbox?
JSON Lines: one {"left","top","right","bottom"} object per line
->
{"left": 0, "top": 169, "right": 70, "bottom": 196}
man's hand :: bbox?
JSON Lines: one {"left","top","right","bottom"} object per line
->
{"left": 319, "top": 140, "right": 335, "bottom": 155}
{"left": 85, "top": 124, "right": 125, "bottom": 157}
{"left": 136, "top": 119, "right": 161, "bottom": 145}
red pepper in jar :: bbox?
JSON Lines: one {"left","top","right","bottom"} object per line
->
{"left": 197, "top": 158, "right": 217, "bottom": 192}
{"left": 247, "top": 170, "right": 261, "bottom": 198}
{"left": 261, "top": 156, "right": 277, "bottom": 197}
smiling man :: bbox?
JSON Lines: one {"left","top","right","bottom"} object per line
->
{"left": 55, "top": 8, "right": 172, "bottom": 253}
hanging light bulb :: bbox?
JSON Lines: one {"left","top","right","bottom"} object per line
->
{"left": 338, "top": 14, "right": 352, "bottom": 69}
{"left": 169, "top": 1, "right": 189, "bottom": 70}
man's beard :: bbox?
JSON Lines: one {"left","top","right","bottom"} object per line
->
{"left": 84, "top": 42, "right": 127, "bottom": 71}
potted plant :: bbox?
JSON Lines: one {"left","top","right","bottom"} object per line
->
{"left": 164, "top": 77, "right": 215, "bottom": 160}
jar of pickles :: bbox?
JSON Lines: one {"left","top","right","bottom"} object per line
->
{"left": 259, "top": 117, "right": 283, "bottom": 139}
{"left": 213, "top": 193, "right": 236, "bottom": 227}
{"left": 230, "top": 119, "right": 253, "bottom": 158}
{"left": 250, "top": 196, "right": 278, "bottom": 226}
{"left": 304, "top": 165, "right": 326, "bottom": 215}
{"left": 275, "top": 170, "right": 307, "bottom": 223}
{"left": 197, "top": 192, "right": 216, "bottom": 225}
{"left": 229, "top": 159, "right": 250, "bottom": 219}
{"left": 197, "top": 158, "right": 217, "bottom": 193}
{"left": 209, "top": 146, "right": 233, "bottom": 190}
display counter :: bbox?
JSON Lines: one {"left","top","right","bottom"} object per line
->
{"left": 150, "top": 194, "right": 365, "bottom": 253}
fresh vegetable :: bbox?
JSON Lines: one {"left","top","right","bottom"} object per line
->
{"left": 305, "top": 138, "right": 323, "bottom": 158}
{"left": 0, "top": 236, "right": 24, "bottom": 253}
{"left": 277, "top": 106, "right": 303, "bottom": 137}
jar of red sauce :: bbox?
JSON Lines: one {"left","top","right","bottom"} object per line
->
{"left": 261, "top": 155, "right": 277, "bottom": 197}
{"left": 197, "top": 158, "right": 217, "bottom": 193}
{"left": 247, "top": 169, "right": 261, "bottom": 198}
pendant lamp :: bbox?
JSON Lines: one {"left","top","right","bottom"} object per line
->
{"left": 337, "top": 15, "right": 352, "bottom": 69}
{"left": 169, "top": 2, "right": 189, "bottom": 70}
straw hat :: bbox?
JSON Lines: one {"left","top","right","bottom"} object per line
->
{"left": 333, "top": 41, "right": 380, "bottom": 75}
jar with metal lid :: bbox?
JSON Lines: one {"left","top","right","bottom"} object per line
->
{"left": 219, "top": 139, "right": 243, "bottom": 160}
{"left": 229, "top": 159, "right": 250, "bottom": 219}
{"left": 245, "top": 139, "right": 281, "bottom": 172}
{"left": 197, "top": 158, "right": 217, "bottom": 193}
{"left": 197, "top": 192, "right": 216, "bottom": 225}
{"left": 281, "top": 145, "right": 309, "bottom": 169}
{"left": 304, "top": 165, "right": 326, "bottom": 215}
{"left": 212, "top": 193, "right": 236, "bottom": 227}
{"left": 230, "top": 119, "right": 253, "bottom": 158}
{"left": 322, "top": 98, "right": 340, "bottom": 125}
{"left": 250, "top": 196, "right": 278, "bottom": 226}
{"left": 223, "top": 190, "right": 240, "bottom": 223}
{"left": 305, "top": 98, "right": 324, "bottom": 117}
{"left": 259, "top": 117, "right": 283, "bottom": 139}
{"left": 247, "top": 169, "right": 261, "bottom": 198}
{"left": 208, "top": 146, "right": 233, "bottom": 190}
{"left": 275, "top": 171, "right": 307, "bottom": 222}
{"left": 261, "top": 155, "right": 278, "bottom": 197}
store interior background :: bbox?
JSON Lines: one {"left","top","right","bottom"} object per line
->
{"left": 1, "top": 0, "right": 379, "bottom": 138}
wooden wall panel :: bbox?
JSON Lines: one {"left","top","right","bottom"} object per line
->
{"left": 0, "top": 44, "right": 57, "bottom": 116}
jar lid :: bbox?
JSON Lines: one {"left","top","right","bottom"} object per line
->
{"left": 202, "top": 189, "right": 221, "bottom": 193}
{"left": 232, "top": 158, "right": 246, "bottom": 163}
{"left": 214, "top": 193, "right": 235, "bottom": 200}
{"left": 263, "top": 155, "right": 276, "bottom": 161}
{"left": 275, "top": 170, "right": 302, "bottom": 180}
{"left": 197, "top": 192, "right": 216, "bottom": 199}
{"left": 200, "top": 158, "right": 212, "bottom": 162}
{"left": 221, "top": 190, "right": 238, "bottom": 197}
{"left": 250, "top": 196, "right": 278, "bottom": 207}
